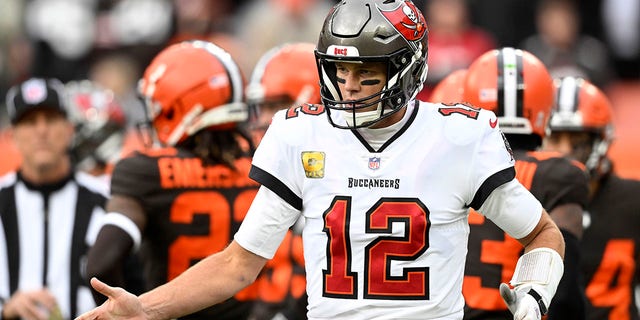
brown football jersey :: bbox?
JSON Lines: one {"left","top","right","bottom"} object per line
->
{"left": 581, "top": 173, "right": 640, "bottom": 320}
{"left": 463, "top": 150, "right": 589, "bottom": 319}
{"left": 111, "top": 147, "right": 259, "bottom": 319}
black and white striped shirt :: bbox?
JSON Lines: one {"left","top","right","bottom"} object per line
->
{"left": 0, "top": 170, "right": 108, "bottom": 319}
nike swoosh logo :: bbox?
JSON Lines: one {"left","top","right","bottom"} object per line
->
{"left": 489, "top": 118, "right": 498, "bottom": 128}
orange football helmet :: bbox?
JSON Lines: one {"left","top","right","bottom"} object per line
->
{"left": 138, "top": 40, "right": 247, "bottom": 146}
{"left": 463, "top": 47, "right": 554, "bottom": 139}
{"left": 246, "top": 42, "right": 320, "bottom": 108}
{"left": 548, "top": 76, "right": 613, "bottom": 133}
{"left": 547, "top": 76, "right": 614, "bottom": 173}
{"left": 428, "top": 69, "right": 467, "bottom": 104}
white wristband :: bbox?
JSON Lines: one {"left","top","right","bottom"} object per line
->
{"left": 101, "top": 212, "right": 142, "bottom": 252}
{"left": 510, "top": 247, "right": 564, "bottom": 313}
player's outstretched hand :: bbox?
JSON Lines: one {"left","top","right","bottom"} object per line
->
{"left": 75, "top": 278, "right": 146, "bottom": 320}
{"left": 499, "top": 283, "right": 542, "bottom": 320}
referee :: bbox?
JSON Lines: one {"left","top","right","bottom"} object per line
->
{"left": 0, "top": 78, "right": 109, "bottom": 319}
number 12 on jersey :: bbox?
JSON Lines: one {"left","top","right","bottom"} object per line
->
{"left": 322, "top": 196, "right": 431, "bottom": 300}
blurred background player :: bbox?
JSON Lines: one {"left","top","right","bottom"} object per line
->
{"left": 461, "top": 48, "right": 590, "bottom": 319}
{"left": 246, "top": 41, "right": 320, "bottom": 144}
{"left": 543, "top": 76, "right": 640, "bottom": 320}
{"left": 65, "top": 80, "right": 127, "bottom": 179}
{"left": 427, "top": 68, "right": 467, "bottom": 104}
{"left": 244, "top": 41, "right": 320, "bottom": 320}
{"left": 65, "top": 79, "right": 146, "bottom": 297}
{"left": 0, "top": 77, "right": 109, "bottom": 319}
{"left": 84, "top": 40, "right": 260, "bottom": 319}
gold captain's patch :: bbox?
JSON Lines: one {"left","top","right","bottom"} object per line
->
{"left": 301, "top": 151, "right": 325, "bottom": 178}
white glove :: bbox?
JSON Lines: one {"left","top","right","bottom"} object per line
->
{"left": 499, "top": 283, "right": 544, "bottom": 320}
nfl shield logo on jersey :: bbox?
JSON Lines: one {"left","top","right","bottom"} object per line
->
{"left": 368, "top": 157, "right": 380, "bottom": 170}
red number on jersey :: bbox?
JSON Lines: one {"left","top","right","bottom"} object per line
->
{"left": 286, "top": 103, "right": 325, "bottom": 119}
{"left": 323, "top": 196, "right": 430, "bottom": 299}
{"left": 437, "top": 105, "right": 480, "bottom": 119}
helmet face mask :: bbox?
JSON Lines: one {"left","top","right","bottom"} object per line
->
{"left": 315, "top": 0, "right": 428, "bottom": 129}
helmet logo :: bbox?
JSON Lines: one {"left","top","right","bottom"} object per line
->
{"left": 327, "top": 45, "right": 360, "bottom": 57}
{"left": 379, "top": 1, "right": 427, "bottom": 41}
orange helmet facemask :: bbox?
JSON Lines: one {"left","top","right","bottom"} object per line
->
{"left": 138, "top": 40, "right": 247, "bottom": 147}
{"left": 463, "top": 47, "right": 555, "bottom": 141}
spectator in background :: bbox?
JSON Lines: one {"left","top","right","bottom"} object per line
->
{"left": 544, "top": 76, "right": 640, "bottom": 320}
{"left": 0, "top": 77, "right": 109, "bottom": 319}
{"left": 521, "top": 0, "right": 614, "bottom": 88}
{"left": 87, "top": 53, "right": 145, "bottom": 129}
{"left": 417, "top": 0, "right": 495, "bottom": 101}
{"left": 232, "top": 0, "right": 333, "bottom": 76}
{"left": 466, "top": 0, "right": 538, "bottom": 48}
{"left": 0, "top": 0, "right": 30, "bottom": 99}
{"left": 602, "top": 0, "right": 640, "bottom": 79}
{"left": 23, "top": 0, "right": 172, "bottom": 83}
{"left": 167, "top": 0, "right": 250, "bottom": 75}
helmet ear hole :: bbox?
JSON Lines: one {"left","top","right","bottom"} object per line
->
{"left": 164, "top": 108, "right": 174, "bottom": 121}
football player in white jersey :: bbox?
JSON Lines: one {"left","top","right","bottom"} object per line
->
{"left": 77, "top": 1, "right": 565, "bottom": 319}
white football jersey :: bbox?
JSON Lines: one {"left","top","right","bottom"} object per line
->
{"left": 236, "top": 101, "right": 537, "bottom": 319}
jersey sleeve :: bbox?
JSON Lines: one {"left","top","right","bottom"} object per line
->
{"left": 531, "top": 157, "right": 589, "bottom": 211}
{"left": 467, "top": 110, "right": 516, "bottom": 210}
{"left": 478, "top": 179, "right": 543, "bottom": 239}
{"left": 234, "top": 186, "right": 301, "bottom": 259}
{"left": 110, "top": 152, "right": 159, "bottom": 201}
{"left": 249, "top": 109, "right": 305, "bottom": 211}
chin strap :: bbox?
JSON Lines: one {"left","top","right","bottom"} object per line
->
{"left": 509, "top": 247, "right": 564, "bottom": 315}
